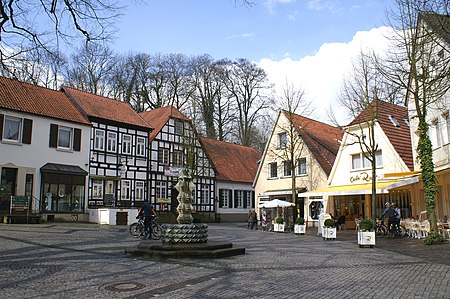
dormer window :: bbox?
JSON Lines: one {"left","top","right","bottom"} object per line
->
{"left": 388, "top": 115, "right": 400, "bottom": 127}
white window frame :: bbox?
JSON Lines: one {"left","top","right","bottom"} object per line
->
{"left": 221, "top": 189, "right": 229, "bottom": 208}
{"left": 135, "top": 181, "right": 145, "bottom": 201}
{"left": 58, "top": 126, "right": 73, "bottom": 149}
{"left": 94, "top": 129, "right": 105, "bottom": 150}
{"left": 2, "top": 116, "right": 21, "bottom": 142}
{"left": 245, "top": 191, "right": 252, "bottom": 207}
{"left": 122, "top": 134, "right": 132, "bottom": 155}
{"left": 92, "top": 180, "right": 103, "bottom": 200}
{"left": 236, "top": 190, "right": 243, "bottom": 208}
{"left": 277, "top": 131, "right": 287, "bottom": 149}
{"left": 283, "top": 161, "right": 292, "bottom": 177}
{"left": 174, "top": 120, "right": 183, "bottom": 135}
{"left": 268, "top": 162, "right": 278, "bottom": 178}
{"left": 201, "top": 184, "right": 210, "bottom": 204}
{"left": 351, "top": 151, "right": 382, "bottom": 170}
{"left": 158, "top": 148, "right": 169, "bottom": 165}
{"left": 297, "top": 157, "right": 307, "bottom": 176}
{"left": 156, "top": 181, "right": 167, "bottom": 200}
{"left": 136, "top": 136, "right": 146, "bottom": 157}
{"left": 121, "top": 180, "right": 131, "bottom": 200}
{"left": 107, "top": 132, "right": 117, "bottom": 152}
{"left": 172, "top": 149, "right": 183, "bottom": 166}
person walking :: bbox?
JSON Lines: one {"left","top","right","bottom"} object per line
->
{"left": 247, "top": 209, "right": 252, "bottom": 229}
{"left": 381, "top": 203, "right": 399, "bottom": 236}
{"left": 261, "top": 210, "right": 267, "bottom": 231}
{"left": 249, "top": 209, "right": 257, "bottom": 230}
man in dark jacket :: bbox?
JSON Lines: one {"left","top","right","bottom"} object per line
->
{"left": 139, "top": 200, "right": 155, "bottom": 239}
{"left": 381, "top": 203, "right": 399, "bottom": 233}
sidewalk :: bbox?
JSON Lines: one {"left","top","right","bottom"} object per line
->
{"left": 0, "top": 222, "right": 448, "bottom": 298}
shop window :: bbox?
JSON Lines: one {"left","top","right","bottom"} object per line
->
{"left": 309, "top": 201, "right": 323, "bottom": 220}
{"left": 42, "top": 173, "right": 85, "bottom": 212}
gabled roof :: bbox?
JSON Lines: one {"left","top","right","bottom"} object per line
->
{"left": 285, "top": 111, "right": 343, "bottom": 176}
{"left": 421, "top": 13, "right": 450, "bottom": 45}
{"left": 0, "top": 76, "right": 89, "bottom": 125}
{"left": 62, "top": 87, "right": 152, "bottom": 131}
{"left": 200, "top": 136, "right": 261, "bottom": 183}
{"left": 348, "top": 100, "right": 413, "bottom": 170}
{"left": 139, "top": 106, "right": 191, "bottom": 140}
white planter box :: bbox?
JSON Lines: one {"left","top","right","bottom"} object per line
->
{"left": 294, "top": 224, "right": 306, "bottom": 234}
{"left": 274, "top": 223, "right": 285, "bottom": 232}
{"left": 322, "top": 227, "right": 336, "bottom": 240}
{"left": 358, "top": 231, "right": 375, "bottom": 247}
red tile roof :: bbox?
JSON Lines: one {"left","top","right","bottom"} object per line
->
{"left": 285, "top": 111, "right": 343, "bottom": 176}
{"left": 62, "top": 87, "right": 152, "bottom": 130}
{"left": 200, "top": 136, "right": 262, "bottom": 183}
{"left": 0, "top": 76, "right": 90, "bottom": 125}
{"left": 139, "top": 106, "right": 191, "bottom": 140}
{"left": 349, "top": 100, "right": 413, "bottom": 170}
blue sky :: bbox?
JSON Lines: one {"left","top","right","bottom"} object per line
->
{"left": 114, "top": 0, "right": 390, "bottom": 61}
{"left": 113, "top": 0, "right": 394, "bottom": 124}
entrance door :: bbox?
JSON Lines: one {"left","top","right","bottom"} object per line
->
{"left": 0, "top": 168, "right": 17, "bottom": 213}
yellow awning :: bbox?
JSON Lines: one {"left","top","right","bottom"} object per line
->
{"left": 302, "top": 178, "right": 417, "bottom": 197}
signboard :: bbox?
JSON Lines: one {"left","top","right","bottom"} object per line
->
{"left": 156, "top": 197, "right": 171, "bottom": 204}
{"left": 164, "top": 166, "right": 180, "bottom": 177}
{"left": 11, "top": 196, "right": 29, "bottom": 206}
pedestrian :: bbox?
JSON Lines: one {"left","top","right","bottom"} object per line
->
{"left": 381, "top": 203, "right": 399, "bottom": 234}
{"left": 138, "top": 199, "right": 155, "bottom": 239}
{"left": 261, "top": 210, "right": 267, "bottom": 231}
{"left": 392, "top": 203, "right": 401, "bottom": 229}
{"left": 247, "top": 209, "right": 252, "bottom": 229}
{"left": 249, "top": 209, "right": 257, "bottom": 230}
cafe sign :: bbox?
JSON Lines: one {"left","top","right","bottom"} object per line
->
{"left": 349, "top": 172, "right": 378, "bottom": 183}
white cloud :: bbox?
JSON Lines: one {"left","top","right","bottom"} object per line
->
{"left": 258, "top": 26, "right": 396, "bottom": 125}
{"left": 264, "top": 0, "right": 295, "bottom": 13}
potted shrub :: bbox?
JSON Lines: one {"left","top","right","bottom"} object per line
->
{"left": 358, "top": 219, "right": 375, "bottom": 247}
{"left": 323, "top": 218, "right": 336, "bottom": 240}
{"left": 294, "top": 217, "right": 306, "bottom": 235}
{"left": 274, "top": 217, "right": 285, "bottom": 232}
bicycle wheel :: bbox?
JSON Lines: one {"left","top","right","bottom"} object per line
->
{"left": 151, "top": 224, "right": 163, "bottom": 240}
{"left": 376, "top": 225, "right": 386, "bottom": 238}
{"left": 130, "top": 223, "right": 143, "bottom": 238}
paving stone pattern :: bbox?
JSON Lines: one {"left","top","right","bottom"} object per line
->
{"left": 0, "top": 223, "right": 449, "bottom": 299}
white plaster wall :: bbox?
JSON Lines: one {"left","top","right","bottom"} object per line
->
{"left": 0, "top": 109, "right": 90, "bottom": 204}
{"left": 329, "top": 123, "right": 410, "bottom": 187}
{"left": 217, "top": 181, "right": 254, "bottom": 214}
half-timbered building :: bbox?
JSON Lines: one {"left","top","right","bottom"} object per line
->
{"left": 63, "top": 87, "right": 153, "bottom": 225}
{"left": 139, "top": 106, "right": 216, "bottom": 222}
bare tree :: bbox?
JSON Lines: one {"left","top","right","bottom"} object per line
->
{"left": 0, "top": 0, "right": 122, "bottom": 75}
{"left": 223, "top": 58, "right": 274, "bottom": 146}
{"left": 64, "top": 42, "right": 117, "bottom": 97}
{"left": 270, "top": 82, "right": 314, "bottom": 210}
{"left": 337, "top": 52, "right": 397, "bottom": 228}
{"left": 380, "top": 0, "right": 450, "bottom": 243}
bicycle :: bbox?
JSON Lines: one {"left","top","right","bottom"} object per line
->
{"left": 376, "top": 219, "right": 407, "bottom": 238}
{"left": 129, "top": 216, "right": 163, "bottom": 240}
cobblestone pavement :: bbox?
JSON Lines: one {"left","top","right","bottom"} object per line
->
{"left": 0, "top": 222, "right": 449, "bottom": 299}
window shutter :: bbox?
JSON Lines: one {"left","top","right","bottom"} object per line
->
{"left": 228, "top": 190, "right": 233, "bottom": 208}
{"left": 219, "top": 189, "right": 224, "bottom": 208}
{"left": 234, "top": 190, "right": 238, "bottom": 208}
{"left": 49, "top": 124, "right": 58, "bottom": 148}
{"left": 73, "top": 128, "right": 81, "bottom": 151}
{"left": 251, "top": 191, "right": 255, "bottom": 208}
{"left": 0, "top": 114, "right": 3, "bottom": 140}
{"left": 22, "top": 119, "right": 33, "bottom": 144}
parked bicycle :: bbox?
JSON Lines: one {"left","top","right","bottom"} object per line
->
{"left": 129, "top": 216, "right": 163, "bottom": 240}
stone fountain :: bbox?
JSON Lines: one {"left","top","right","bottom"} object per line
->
{"left": 125, "top": 169, "right": 245, "bottom": 258}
